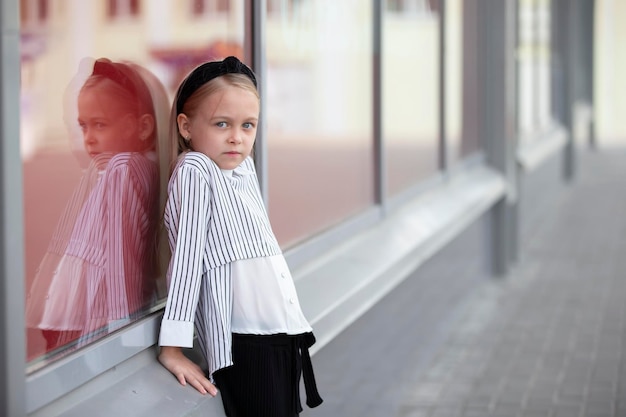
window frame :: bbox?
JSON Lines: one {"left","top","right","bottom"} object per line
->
{"left": 1, "top": 2, "right": 26, "bottom": 416}
{"left": 25, "top": 314, "right": 162, "bottom": 413}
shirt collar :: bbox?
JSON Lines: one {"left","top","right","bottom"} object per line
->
{"left": 220, "top": 160, "right": 254, "bottom": 179}
{"left": 232, "top": 159, "right": 255, "bottom": 177}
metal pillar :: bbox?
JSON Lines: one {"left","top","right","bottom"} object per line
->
{"left": 0, "top": 1, "right": 27, "bottom": 416}
{"left": 477, "top": 0, "right": 519, "bottom": 277}
{"left": 249, "top": 0, "right": 269, "bottom": 204}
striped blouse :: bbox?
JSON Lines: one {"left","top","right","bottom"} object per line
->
{"left": 26, "top": 152, "right": 159, "bottom": 340}
{"left": 159, "top": 152, "right": 283, "bottom": 378}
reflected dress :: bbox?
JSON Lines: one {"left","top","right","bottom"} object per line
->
{"left": 26, "top": 151, "right": 159, "bottom": 347}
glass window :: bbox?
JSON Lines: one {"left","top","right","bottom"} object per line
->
{"left": 191, "top": 0, "right": 230, "bottom": 16}
{"left": 458, "top": 0, "right": 482, "bottom": 158}
{"left": 518, "top": 0, "right": 534, "bottom": 135}
{"left": 265, "top": 0, "right": 375, "bottom": 248}
{"left": 21, "top": 0, "right": 50, "bottom": 27}
{"left": 536, "top": 0, "right": 552, "bottom": 129}
{"left": 21, "top": 0, "right": 244, "bottom": 371}
{"left": 383, "top": 0, "right": 440, "bottom": 197}
{"left": 107, "top": 0, "right": 140, "bottom": 19}
{"left": 518, "top": 0, "right": 552, "bottom": 141}
{"left": 444, "top": 0, "right": 463, "bottom": 166}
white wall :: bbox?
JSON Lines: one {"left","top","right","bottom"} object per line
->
{"left": 595, "top": 0, "right": 626, "bottom": 146}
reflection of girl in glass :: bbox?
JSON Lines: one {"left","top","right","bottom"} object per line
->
{"left": 26, "top": 58, "right": 169, "bottom": 355}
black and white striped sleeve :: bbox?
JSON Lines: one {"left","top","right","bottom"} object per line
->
{"left": 159, "top": 164, "right": 211, "bottom": 347}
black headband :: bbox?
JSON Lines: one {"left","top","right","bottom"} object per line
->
{"left": 175, "top": 56, "right": 257, "bottom": 115}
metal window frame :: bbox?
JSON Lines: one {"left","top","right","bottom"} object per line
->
{"left": 1, "top": 1, "right": 26, "bottom": 416}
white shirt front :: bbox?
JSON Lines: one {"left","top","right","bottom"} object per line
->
{"left": 231, "top": 255, "right": 312, "bottom": 335}
{"left": 220, "top": 169, "right": 311, "bottom": 335}
{"left": 159, "top": 153, "right": 311, "bottom": 379}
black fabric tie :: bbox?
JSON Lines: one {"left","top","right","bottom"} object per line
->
{"left": 298, "top": 333, "right": 323, "bottom": 408}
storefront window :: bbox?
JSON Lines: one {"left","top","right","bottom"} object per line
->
{"left": 383, "top": 0, "right": 440, "bottom": 197}
{"left": 21, "top": 0, "right": 244, "bottom": 371}
{"left": 265, "top": 0, "right": 375, "bottom": 247}
{"left": 21, "top": 0, "right": 50, "bottom": 25}
{"left": 445, "top": 0, "right": 463, "bottom": 166}
{"left": 536, "top": 0, "right": 552, "bottom": 129}
{"left": 458, "top": 0, "right": 482, "bottom": 158}
{"left": 518, "top": 0, "right": 552, "bottom": 141}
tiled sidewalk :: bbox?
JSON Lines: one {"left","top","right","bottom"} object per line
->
{"left": 302, "top": 149, "right": 626, "bottom": 417}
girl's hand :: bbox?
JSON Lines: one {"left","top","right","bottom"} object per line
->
{"left": 158, "top": 346, "right": 218, "bottom": 396}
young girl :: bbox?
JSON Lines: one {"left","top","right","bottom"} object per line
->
{"left": 26, "top": 58, "right": 169, "bottom": 356}
{"left": 158, "top": 56, "right": 323, "bottom": 416}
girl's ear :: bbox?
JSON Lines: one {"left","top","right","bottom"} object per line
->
{"left": 177, "top": 113, "right": 190, "bottom": 139}
{"left": 138, "top": 114, "right": 155, "bottom": 143}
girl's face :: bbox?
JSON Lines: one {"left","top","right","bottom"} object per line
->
{"left": 178, "top": 85, "right": 259, "bottom": 170}
{"left": 77, "top": 85, "right": 144, "bottom": 158}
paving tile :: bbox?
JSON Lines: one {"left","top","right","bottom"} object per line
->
{"left": 301, "top": 150, "right": 626, "bottom": 417}
{"left": 396, "top": 405, "right": 433, "bottom": 417}
{"left": 520, "top": 402, "right": 554, "bottom": 416}
{"left": 461, "top": 405, "right": 492, "bottom": 417}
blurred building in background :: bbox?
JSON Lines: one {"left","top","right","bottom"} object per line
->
{"left": 0, "top": 0, "right": 610, "bottom": 416}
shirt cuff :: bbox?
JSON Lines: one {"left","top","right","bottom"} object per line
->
{"left": 158, "top": 319, "right": 194, "bottom": 348}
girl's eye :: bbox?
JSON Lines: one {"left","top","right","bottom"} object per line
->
{"left": 242, "top": 122, "right": 255, "bottom": 129}
{"left": 216, "top": 121, "right": 227, "bottom": 128}
{"left": 95, "top": 123, "right": 106, "bottom": 129}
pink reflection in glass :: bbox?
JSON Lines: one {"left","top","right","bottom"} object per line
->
{"left": 26, "top": 58, "right": 167, "bottom": 360}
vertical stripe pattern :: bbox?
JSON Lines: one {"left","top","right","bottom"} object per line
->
{"left": 26, "top": 152, "right": 160, "bottom": 345}
{"left": 161, "top": 152, "right": 282, "bottom": 377}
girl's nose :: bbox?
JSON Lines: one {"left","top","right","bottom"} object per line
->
{"left": 229, "top": 129, "right": 243, "bottom": 144}
{"left": 83, "top": 129, "right": 96, "bottom": 145}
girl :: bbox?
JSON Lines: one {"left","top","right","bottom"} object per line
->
{"left": 26, "top": 58, "right": 169, "bottom": 356}
{"left": 158, "top": 56, "right": 323, "bottom": 416}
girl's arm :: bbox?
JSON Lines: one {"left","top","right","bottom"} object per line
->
{"left": 159, "top": 164, "right": 213, "bottom": 394}
{"left": 158, "top": 346, "right": 217, "bottom": 396}
{"left": 160, "top": 164, "right": 210, "bottom": 345}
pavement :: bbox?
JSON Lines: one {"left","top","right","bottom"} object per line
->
{"left": 301, "top": 148, "right": 626, "bottom": 417}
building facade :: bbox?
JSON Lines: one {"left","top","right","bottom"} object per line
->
{"left": 0, "top": 0, "right": 594, "bottom": 416}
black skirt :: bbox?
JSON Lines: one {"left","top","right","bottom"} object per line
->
{"left": 213, "top": 332, "right": 323, "bottom": 417}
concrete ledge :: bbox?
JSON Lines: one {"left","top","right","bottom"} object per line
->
{"left": 30, "top": 345, "right": 226, "bottom": 417}
{"left": 295, "top": 164, "right": 506, "bottom": 354}
{"left": 517, "top": 125, "right": 568, "bottom": 172}
{"left": 32, "top": 164, "right": 506, "bottom": 417}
